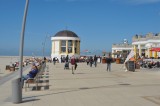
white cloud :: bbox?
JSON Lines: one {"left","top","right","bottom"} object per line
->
{"left": 43, "top": 0, "right": 56, "bottom": 2}
{"left": 130, "top": 0, "right": 160, "bottom": 4}
{"left": 44, "top": 0, "right": 160, "bottom": 4}
{"left": 44, "top": 0, "right": 95, "bottom": 2}
{"left": 111, "top": 0, "right": 160, "bottom": 4}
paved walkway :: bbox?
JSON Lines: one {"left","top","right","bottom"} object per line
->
{"left": 0, "top": 65, "right": 31, "bottom": 85}
{"left": 1, "top": 62, "right": 160, "bottom": 106}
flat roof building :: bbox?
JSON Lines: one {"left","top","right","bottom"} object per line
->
{"left": 112, "top": 39, "right": 132, "bottom": 58}
{"left": 132, "top": 32, "right": 160, "bottom": 58}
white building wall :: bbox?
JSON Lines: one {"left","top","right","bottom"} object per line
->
{"left": 132, "top": 39, "right": 160, "bottom": 57}
{"left": 54, "top": 41, "right": 59, "bottom": 55}
{"left": 51, "top": 41, "right": 60, "bottom": 61}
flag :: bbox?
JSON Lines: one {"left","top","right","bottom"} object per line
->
{"left": 124, "top": 50, "right": 134, "bottom": 63}
{"left": 83, "top": 50, "right": 89, "bottom": 52}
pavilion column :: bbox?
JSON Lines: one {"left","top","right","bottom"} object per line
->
{"left": 145, "top": 49, "right": 147, "bottom": 58}
{"left": 51, "top": 41, "right": 54, "bottom": 54}
{"left": 59, "top": 40, "right": 61, "bottom": 54}
{"left": 72, "top": 40, "right": 75, "bottom": 54}
{"left": 77, "top": 41, "right": 80, "bottom": 55}
{"left": 76, "top": 41, "right": 79, "bottom": 54}
{"left": 149, "top": 48, "right": 152, "bottom": 58}
{"left": 133, "top": 45, "right": 137, "bottom": 59}
{"left": 53, "top": 41, "right": 55, "bottom": 54}
{"left": 147, "top": 48, "right": 149, "bottom": 58}
{"left": 138, "top": 44, "right": 141, "bottom": 57}
{"left": 154, "top": 51, "right": 157, "bottom": 59}
{"left": 66, "top": 40, "right": 68, "bottom": 55}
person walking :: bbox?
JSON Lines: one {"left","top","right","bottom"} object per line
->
{"left": 106, "top": 55, "right": 112, "bottom": 71}
{"left": 53, "top": 57, "right": 56, "bottom": 65}
{"left": 71, "top": 56, "right": 76, "bottom": 74}
{"left": 65, "top": 55, "right": 69, "bottom": 63}
{"left": 89, "top": 56, "right": 93, "bottom": 67}
{"left": 60, "top": 56, "right": 63, "bottom": 63}
{"left": 86, "top": 57, "right": 89, "bottom": 65}
{"left": 75, "top": 58, "right": 78, "bottom": 70}
{"left": 94, "top": 55, "right": 97, "bottom": 67}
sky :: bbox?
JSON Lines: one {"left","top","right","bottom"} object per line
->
{"left": 0, "top": 0, "right": 160, "bottom": 56}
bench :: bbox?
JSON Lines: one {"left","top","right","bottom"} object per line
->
{"left": 15, "top": 67, "right": 19, "bottom": 70}
{"left": 24, "top": 63, "right": 49, "bottom": 91}
{"left": 9, "top": 67, "right": 15, "bottom": 71}
{"left": 6, "top": 65, "right": 15, "bottom": 71}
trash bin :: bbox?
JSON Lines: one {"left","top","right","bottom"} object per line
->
{"left": 127, "top": 61, "right": 135, "bottom": 72}
{"left": 12, "top": 78, "right": 22, "bottom": 103}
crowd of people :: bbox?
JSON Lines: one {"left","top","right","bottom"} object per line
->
{"left": 139, "top": 60, "right": 160, "bottom": 69}
{"left": 52, "top": 55, "right": 113, "bottom": 74}
{"left": 19, "top": 54, "right": 160, "bottom": 89}
{"left": 20, "top": 54, "right": 160, "bottom": 88}
{"left": 125, "top": 55, "right": 160, "bottom": 69}
{"left": 86, "top": 55, "right": 98, "bottom": 67}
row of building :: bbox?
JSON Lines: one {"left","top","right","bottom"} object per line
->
{"left": 112, "top": 33, "right": 160, "bottom": 59}
{"left": 50, "top": 30, "right": 160, "bottom": 61}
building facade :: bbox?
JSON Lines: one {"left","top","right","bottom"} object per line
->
{"left": 132, "top": 32, "right": 160, "bottom": 58}
{"left": 112, "top": 39, "right": 132, "bottom": 58}
{"left": 51, "top": 30, "right": 80, "bottom": 62}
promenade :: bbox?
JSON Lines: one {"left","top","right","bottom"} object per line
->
{"left": 1, "top": 62, "right": 160, "bottom": 106}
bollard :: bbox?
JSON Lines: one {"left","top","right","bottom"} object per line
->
{"left": 12, "top": 78, "right": 22, "bottom": 103}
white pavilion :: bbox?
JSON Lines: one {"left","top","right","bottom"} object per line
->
{"left": 51, "top": 30, "right": 81, "bottom": 62}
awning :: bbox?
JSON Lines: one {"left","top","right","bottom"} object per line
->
{"left": 150, "top": 48, "right": 160, "bottom": 52}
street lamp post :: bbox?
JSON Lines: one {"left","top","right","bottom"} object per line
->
{"left": 12, "top": 0, "right": 29, "bottom": 104}
{"left": 19, "top": 0, "right": 29, "bottom": 87}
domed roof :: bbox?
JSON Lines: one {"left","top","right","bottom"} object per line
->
{"left": 54, "top": 30, "right": 79, "bottom": 38}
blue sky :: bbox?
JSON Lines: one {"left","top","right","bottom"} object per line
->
{"left": 0, "top": 0, "right": 160, "bottom": 56}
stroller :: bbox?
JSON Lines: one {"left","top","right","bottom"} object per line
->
{"left": 64, "top": 62, "right": 69, "bottom": 69}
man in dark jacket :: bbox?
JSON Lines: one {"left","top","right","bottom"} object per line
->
{"left": 53, "top": 57, "right": 56, "bottom": 65}
{"left": 89, "top": 56, "right": 93, "bottom": 67}
{"left": 106, "top": 55, "right": 112, "bottom": 71}
{"left": 65, "top": 55, "right": 69, "bottom": 62}
{"left": 22, "top": 64, "right": 38, "bottom": 87}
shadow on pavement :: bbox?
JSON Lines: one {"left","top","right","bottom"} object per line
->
{"left": 22, "top": 98, "right": 40, "bottom": 103}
